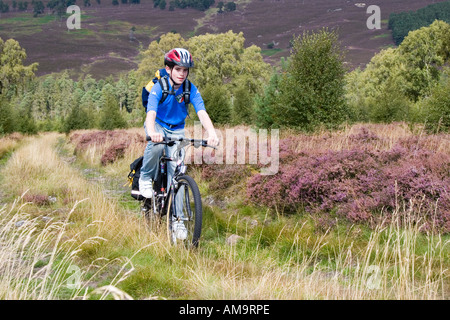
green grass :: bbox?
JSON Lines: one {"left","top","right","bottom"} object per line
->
{"left": 261, "top": 48, "right": 283, "bottom": 56}
{"left": 371, "top": 33, "right": 390, "bottom": 39}
{"left": 66, "top": 28, "right": 95, "bottom": 37}
{"left": 120, "top": 254, "right": 189, "bottom": 298}
{"left": 0, "top": 13, "right": 53, "bottom": 24}
{"left": 0, "top": 12, "right": 97, "bottom": 38}
{"left": 0, "top": 13, "right": 62, "bottom": 37}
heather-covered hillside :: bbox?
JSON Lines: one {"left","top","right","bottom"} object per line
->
{"left": 0, "top": 0, "right": 446, "bottom": 77}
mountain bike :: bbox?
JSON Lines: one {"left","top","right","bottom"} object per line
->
{"left": 140, "top": 136, "right": 216, "bottom": 248}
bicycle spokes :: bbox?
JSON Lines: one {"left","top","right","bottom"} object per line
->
{"left": 167, "top": 176, "right": 202, "bottom": 248}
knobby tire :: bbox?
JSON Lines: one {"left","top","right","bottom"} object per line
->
{"left": 166, "top": 175, "right": 202, "bottom": 248}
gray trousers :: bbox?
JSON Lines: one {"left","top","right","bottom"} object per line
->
{"left": 141, "top": 122, "right": 186, "bottom": 219}
{"left": 141, "top": 122, "right": 185, "bottom": 186}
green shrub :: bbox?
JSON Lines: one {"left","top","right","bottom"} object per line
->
{"left": 368, "top": 77, "right": 411, "bottom": 123}
{"left": 99, "top": 89, "right": 127, "bottom": 130}
{"left": 64, "top": 105, "right": 91, "bottom": 133}
{"left": 255, "top": 72, "right": 280, "bottom": 128}
{"left": 201, "top": 83, "right": 232, "bottom": 124}
{"left": 232, "top": 83, "right": 256, "bottom": 125}
{"left": 0, "top": 96, "right": 14, "bottom": 134}
{"left": 272, "top": 28, "right": 350, "bottom": 131}
{"left": 419, "top": 68, "right": 450, "bottom": 133}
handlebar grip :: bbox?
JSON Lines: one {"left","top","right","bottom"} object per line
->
{"left": 146, "top": 136, "right": 173, "bottom": 142}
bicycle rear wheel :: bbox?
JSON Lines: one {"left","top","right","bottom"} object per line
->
{"left": 166, "top": 175, "right": 202, "bottom": 248}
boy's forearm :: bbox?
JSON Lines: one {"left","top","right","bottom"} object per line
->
{"left": 145, "top": 110, "right": 157, "bottom": 134}
{"left": 197, "top": 110, "right": 219, "bottom": 146}
{"left": 197, "top": 110, "right": 215, "bottom": 135}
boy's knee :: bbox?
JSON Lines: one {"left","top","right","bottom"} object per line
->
{"left": 145, "top": 143, "right": 164, "bottom": 156}
{"left": 152, "top": 143, "right": 165, "bottom": 154}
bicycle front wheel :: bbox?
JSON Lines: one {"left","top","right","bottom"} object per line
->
{"left": 166, "top": 175, "right": 202, "bottom": 248}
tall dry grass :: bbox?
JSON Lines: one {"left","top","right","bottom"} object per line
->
{"left": 0, "top": 124, "right": 448, "bottom": 300}
{"left": 0, "top": 133, "right": 25, "bottom": 159}
{"left": 279, "top": 122, "right": 449, "bottom": 154}
{"left": 182, "top": 201, "right": 448, "bottom": 299}
{"left": 0, "top": 196, "right": 142, "bottom": 299}
{"left": 65, "top": 123, "right": 448, "bottom": 300}
{"left": 2, "top": 132, "right": 139, "bottom": 237}
{"left": 0, "top": 132, "right": 165, "bottom": 299}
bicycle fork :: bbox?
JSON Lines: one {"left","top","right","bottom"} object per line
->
{"left": 170, "top": 178, "right": 192, "bottom": 223}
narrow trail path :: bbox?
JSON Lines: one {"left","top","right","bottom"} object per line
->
{"left": 54, "top": 133, "right": 142, "bottom": 216}
{"left": 0, "top": 133, "right": 149, "bottom": 238}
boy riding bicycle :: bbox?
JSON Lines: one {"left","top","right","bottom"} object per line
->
{"left": 139, "top": 48, "right": 219, "bottom": 238}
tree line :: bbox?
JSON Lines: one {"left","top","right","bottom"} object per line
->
{"left": 347, "top": 20, "right": 449, "bottom": 133}
{"left": 0, "top": 0, "right": 229, "bottom": 16}
{"left": 151, "top": 0, "right": 237, "bottom": 12}
{"left": 388, "top": 1, "right": 450, "bottom": 45}
{"left": 152, "top": 0, "right": 216, "bottom": 11}
{"left": 1, "top": 20, "right": 449, "bottom": 136}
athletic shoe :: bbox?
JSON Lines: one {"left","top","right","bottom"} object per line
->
{"left": 172, "top": 220, "right": 187, "bottom": 240}
{"left": 139, "top": 177, "right": 153, "bottom": 199}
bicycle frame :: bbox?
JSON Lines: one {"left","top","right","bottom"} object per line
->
{"left": 142, "top": 136, "right": 214, "bottom": 218}
{"left": 139, "top": 136, "right": 217, "bottom": 247}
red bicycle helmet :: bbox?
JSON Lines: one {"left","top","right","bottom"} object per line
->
{"left": 164, "top": 48, "right": 194, "bottom": 68}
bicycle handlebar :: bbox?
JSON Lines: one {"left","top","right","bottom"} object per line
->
{"left": 146, "top": 136, "right": 217, "bottom": 149}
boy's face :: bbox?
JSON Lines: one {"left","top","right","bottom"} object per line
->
{"left": 167, "top": 65, "right": 189, "bottom": 85}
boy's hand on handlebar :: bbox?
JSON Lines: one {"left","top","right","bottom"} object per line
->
{"left": 207, "top": 131, "right": 219, "bottom": 147}
{"left": 148, "top": 131, "right": 163, "bottom": 143}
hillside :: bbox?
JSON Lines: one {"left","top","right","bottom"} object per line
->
{"left": 0, "top": 0, "right": 446, "bottom": 78}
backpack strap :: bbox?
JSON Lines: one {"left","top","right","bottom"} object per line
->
{"left": 158, "top": 76, "right": 176, "bottom": 104}
{"left": 183, "top": 79, "right": 191, "bottom": 118}
{"left": 183, "top": 79, "right": 191, "bottom": 105}
{"left": 142, "top": 69, "right": 167, "bottom": 109}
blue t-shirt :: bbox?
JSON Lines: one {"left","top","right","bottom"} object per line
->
{"left": 146, "top": 79, "right": 205, "bottom": 130}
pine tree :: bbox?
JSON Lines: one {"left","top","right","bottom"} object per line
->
{"left": 64, "top": 89, "right": 91, "bottom": 133}
{"left": 0, "top": 96, "right": 14, "bottom": 134}
{"left": 255, "top": 72, "right": 280, "bottom": 128}
{"left": 99, "top": 85, "right": 127, "bottom": 130}
{"left": 232, "top": 82, "right": 255, "bottom": 125}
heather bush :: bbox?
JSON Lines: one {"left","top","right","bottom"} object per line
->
{"left": 247, "top": 128, "right": 450, "bottom": 233}
{"left": 101, "top": 142, "right": 128, "bottom": 166}
{"left": 22, "top": 193, "right": 51, "bottom": 206}
{"left": 201, "top": 164, "right": 252, "bottom": 193}
{"left": 69, "top": 130, "right": 145, "bottom": 166}
{"left": 70, "top": 130, "right": 145, "bottom": 154}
